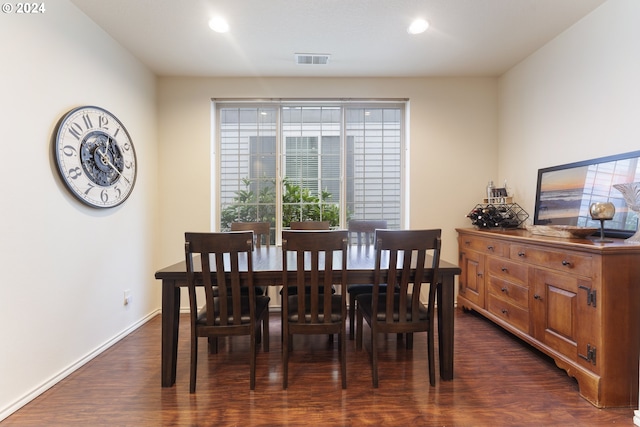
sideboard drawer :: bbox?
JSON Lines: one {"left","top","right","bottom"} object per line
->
{"left": 487, "top": 277, "right": 529, "bottom": 309}
{"left": 460, "top": 236, "right": 508, "bottom": 257}
{"left": 487, "top": 257, "right": 528, "bottom": 285}
{"left": 487, "top": 293, "right": 529, "bottom": 333}
{"left": 510, "top": 244, "right": 592, "bottom": 277}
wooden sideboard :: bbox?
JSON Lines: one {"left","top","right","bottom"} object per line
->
{"left": 456, "top": 228, "right": 640, "bottom": 408}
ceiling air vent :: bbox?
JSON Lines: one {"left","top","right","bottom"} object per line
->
{"left": 295, "top": 53, "right": 330, "bottom": 65}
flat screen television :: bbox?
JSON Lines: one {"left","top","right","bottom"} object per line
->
{"left": 533, "top": 150, "right": 640, "bottom": 239}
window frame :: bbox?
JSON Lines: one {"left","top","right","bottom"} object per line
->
{"left": 212, "top": 99, "right": 408, "bottom": 242}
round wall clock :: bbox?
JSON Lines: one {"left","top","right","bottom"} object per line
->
{"left": 54, "top": 106, "right": 137, "bottom": 208}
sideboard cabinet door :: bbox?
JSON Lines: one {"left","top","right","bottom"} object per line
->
{"left": 458, "top": 236, "right": 485, "bottom": 308}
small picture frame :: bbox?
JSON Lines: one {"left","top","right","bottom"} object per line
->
{"left": 494, "top": 187, "right": 508, "bottom": 197}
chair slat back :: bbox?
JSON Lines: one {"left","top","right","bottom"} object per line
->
{"left": 348, "top": 219, "right": 387, "bottom": 248}
{"left": 185, "top": 232, "right": 255, "bottom": 327}
{"left": 290, "top": 221, "right": 330, "bottom": 230}
{"left": 282, "top": 230, "right": 348, "bottom": 324}
{"left": 372, "top": 229, "right": 441, "bottom": 325}
{"left": 231, "top": 222, "right": 271, "bottom": 247}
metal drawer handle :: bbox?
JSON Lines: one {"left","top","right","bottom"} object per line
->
{"left": 534, "top": 294, "right": 542, "bottom": 300}
{"left": 517, "top": 251, "right": 525, "bottom": 257}
{"left": 501, "top": 267, "right": 508, "bottom": 272}
{"left": 562, "top": 260, "right": 572, "bottom": 267}
{"left": 501, "top": 309, "right": 508, "bottom": 314}
{"left": 501, "top": 287, "right": 508, "bottom": 293}
{"left": 487, "top": 245, "right": 494, "bottom": 251}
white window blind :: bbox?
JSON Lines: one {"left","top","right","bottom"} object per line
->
{"left": 216, "top": 101, "right": 405, "bottom": 238}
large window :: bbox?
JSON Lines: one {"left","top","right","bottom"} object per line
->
{"left": 216, "top": 100, "right": 405, "bottom": 242}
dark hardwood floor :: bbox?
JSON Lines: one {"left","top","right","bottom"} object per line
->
{"left": 2, "top": 308, "right": 635, "bottom": 426}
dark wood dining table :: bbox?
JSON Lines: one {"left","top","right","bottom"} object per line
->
{"left": 154, "top": 246, "right": 461, "bottom": 387}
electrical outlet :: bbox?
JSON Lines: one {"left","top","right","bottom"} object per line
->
{"left": 124, "top": 289, "right": 131, "bottom": 306}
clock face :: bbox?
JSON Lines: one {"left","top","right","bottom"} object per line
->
{"left": 54, "top": 106, "right": 137, "bottom": 208}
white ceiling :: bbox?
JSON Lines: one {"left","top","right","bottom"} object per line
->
{"left": 70, "top": 0, "right": 606, "bottom": 78}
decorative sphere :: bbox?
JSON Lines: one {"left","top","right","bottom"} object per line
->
{"left": 589, "top": 202, "right": 615, "bottom": 220}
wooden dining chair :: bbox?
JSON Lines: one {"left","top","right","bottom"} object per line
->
{"left": 290, "top": 220, "right": 330, "bottom": 230}
{"left": 184, "top": 231, "right": 270, "bottom": 392}
{"left": 355, "top": 229, "right": 442, "bottom": 387}
{"left": 283, "top": 220, "right": 332, "bottom": 296}
{"left": 230, "top": 222, "right": 270, "bottom": 299}
{"left": 231, "top": 221, "right": 271, "bottom": 247}
{"left": 281, "top": 230, "right": 349, "bottom": 389}
{"left": 346, "top": 219, "right": 388, "bottom": 339}
{"left": 348, "top": 219, "right": 387, "bottom": 247}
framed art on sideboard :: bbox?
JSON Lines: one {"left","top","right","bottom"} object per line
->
{"left": 534, "top": 150, "right": 640, "bottom": 239}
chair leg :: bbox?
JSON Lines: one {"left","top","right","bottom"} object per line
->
{"left": 371, "top": 326, "right": 379, "bottom": 388}
{"left": 282, "top": 331, "right": 289, "bottom": 389}
{"left": 262, "top": 310, "right": 270, "bottom": 352}
{"left": 257, "top": 324, "right": 262, "bottom": 344}
{"left": 190, "top": 335, "right": 198, "bottom": 393}
{"left": 428, "top": 330, "right": 436, "bottom": 386}
{"left": 356, "top": 308, "right": 364, "bottom": 350}
{"left": 208, "top": 337, "right": 218, "bottom": 354}
{"left": 340, "top": 329, "right": 347, "bottom": 389}
{"left": 250, "top": 331, "right": 257, "bottom": 390}
{"left": 406, "top": 332, "right": 413, "bottom": 349}
{"left": 348, "top": 293, "right": 356, "bottom": 340}
{"left": 280, "top": 306, "right": 285, "bottom": 345}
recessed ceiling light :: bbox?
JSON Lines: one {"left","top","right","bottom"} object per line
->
{"left": 407, "top": 18, "right": 429, "bottom": 35}
{"left": 209, "top": 16, "right": 229, "bottom": 33}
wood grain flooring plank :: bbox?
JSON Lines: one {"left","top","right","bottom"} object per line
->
{"left": 2, "top": 309, "right": 634, "bottom": 426}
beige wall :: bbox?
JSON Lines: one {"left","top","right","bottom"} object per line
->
{"left": 0, "top": 1, "right": 158, "bottom": 419}
{"left": 4, "top": 0, "right": 639, "bottom": 421}
{"left": 499, "top": 0, "right": 640, "bottom": 217}
{"left": 156, "top": 77, "right": 499, "bottom": 276}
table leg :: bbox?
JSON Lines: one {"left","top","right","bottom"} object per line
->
{"left": 161, "top": 279, "right": 181, "bottom": 387}
{"left": 437, "top": 273, "right": 455, "bottom": 380}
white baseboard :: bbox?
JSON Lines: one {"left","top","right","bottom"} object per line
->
{"left": 0, "top": 309, "right": 160, "bottom": 422}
